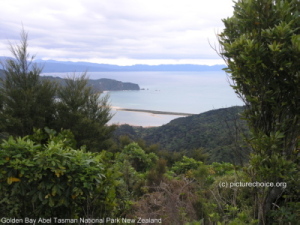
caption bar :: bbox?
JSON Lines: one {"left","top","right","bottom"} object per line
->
{"left": 0, "top": 217, "right": 162, "bottom": 224}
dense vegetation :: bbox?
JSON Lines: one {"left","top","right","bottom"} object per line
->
{"left": 1, "top": 0, "right": 300, "bottom": 223}
{"left": 1, "top": 128, "right": 253, "bottom": 224}
{"left": 218, "top": 0, "right": 300, "bottom": 224}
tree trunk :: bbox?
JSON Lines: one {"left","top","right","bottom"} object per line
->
{"left": 259, "top": 186, "right": 283, "bottom": 225}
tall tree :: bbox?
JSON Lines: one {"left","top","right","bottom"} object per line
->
{"left": 55, "top": 73, "right": 115, "bottom": 152}
{"left": 218, "top": 0, "right": 300, "bottom": 224}
{"left": 0, "top": 29, "right": 57, "bottom": 136}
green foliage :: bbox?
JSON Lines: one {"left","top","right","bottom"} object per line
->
{"left": 115, "top": 106, "right": 250, "bottom": 164}
{"left": 268, "top": 202, "right": 300, "bottom": 224}
{"left": 0, "top": 30, "right": 115, "bottom": 153}
{"left": 184, "top": 220, "right": 204, "bottom": 225}
{"left": 116, "top": 142, "right": 158, "bottom": 173}
{"left": 227, "top": 211, "right": 258, "bottom": 225}
{"left": 29, "top": 127, "right": 77, "bottom": 149}
{"left": 171, "top": 156, "right": 203, "bottom": 176}
{"left": 211, "top": 162, "right": 235, "bottom": 176}
{"left": 55, "top": 73, "right": 115, "bottom": 152}
{"left": 0, "top": 30, "right": 57, "bottom": 136}
{"left": 146, "top": 158, "right": 167, "bottom": 186}
{"left": 219, "top": 0, "right": 300, "bottom": 154}
{"left": 113, "top": 142, "right": 159, "bottom": 203}
{"left": 0, "top": 129, "right": 120, "bottom": 218}
{"left": 218, "top": 1, "right": 300, "bottom": 223}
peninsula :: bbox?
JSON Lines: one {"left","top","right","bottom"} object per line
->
{"left": 42, "top": 76, "right": 140, "bottom": 91}
{"left": 0, "top": 69, "right": 140, "bottom": 91}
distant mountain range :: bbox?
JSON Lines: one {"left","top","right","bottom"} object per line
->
{"left": 1, "top": 56, "right": 226, "bottom": 72}
{"left": 37, "top": 60, "right": 226, "bottom": 72}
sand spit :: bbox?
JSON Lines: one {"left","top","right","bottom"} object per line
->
{"left": 112, "top": 107, "right": 195, "bottom": 116}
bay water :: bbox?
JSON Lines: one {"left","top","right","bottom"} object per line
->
{"left": 42, "top": 71, "right": 243, "bottom": 126}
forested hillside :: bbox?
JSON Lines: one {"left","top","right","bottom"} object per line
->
{"left": 114, "top": 106, "right": 250, "bottom": 164}
{"left": 0, "top": 69, "right": 4, "bottom": 78}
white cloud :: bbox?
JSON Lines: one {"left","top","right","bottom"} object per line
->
{"left": 0, "top": 0, "right": 234, "bottom": 65}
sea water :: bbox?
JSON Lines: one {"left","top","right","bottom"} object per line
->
{"left": 42, "top": 71, "right": 243, "bottom": 126}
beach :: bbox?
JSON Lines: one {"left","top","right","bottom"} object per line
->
{"left": 109, "top": 106, "right": 189, "bottom": 127}
{"left": 111, "top": 106, "right": 195, "bottom": 116}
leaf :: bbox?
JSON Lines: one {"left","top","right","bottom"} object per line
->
{"left": 7, "top": 177, "right": 21, "bottom": 184}
{"left": 48, "top": 197, "right": 55, "bottom": 207}
{"left": 275, "top": 131, "right": 285, "bottom": 139}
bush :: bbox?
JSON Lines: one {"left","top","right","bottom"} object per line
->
{"left": 0, "top": 129, "right": 119, "bottom": 218}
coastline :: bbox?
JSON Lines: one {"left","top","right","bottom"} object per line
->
{"left": 114, "top": 123, "right": 159, "bottom": 128}
{"left": 111, "top": 106, "right": 195, "bottom": 116}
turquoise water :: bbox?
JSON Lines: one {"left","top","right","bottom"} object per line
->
{"left": 42, "top": 71, "right": 243, "bottom": 126}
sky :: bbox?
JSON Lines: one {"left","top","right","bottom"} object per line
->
{"left": 0, "top": 0, "right": 234, "bottom": 66}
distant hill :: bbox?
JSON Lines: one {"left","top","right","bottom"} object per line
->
{"left": 42, "top": 76, "right": 140, "bottom": 91}
{"left": 114, "top": 106, "right": 250, "bottom": 164}
{"left": 0, "top": 70, "right": 140, "bottom": 91}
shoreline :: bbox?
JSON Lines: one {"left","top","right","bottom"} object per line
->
{"left": 115, "top": 123, "right": 159, "bottom": 128}
{"left": 111, "top": 106, "right": 195, "bottom": 116}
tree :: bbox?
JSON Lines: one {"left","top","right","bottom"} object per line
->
{"left": 55, "top": 73, "right": 115, "bottom": 152}
{"left": 218, "top": 0, "right": 300, "bottom": 224}
{"left": 1, "top": 29, "right": 115, "bottom": 152}
{"left": 0, "top": 29, "right": 57, "bottom": 136}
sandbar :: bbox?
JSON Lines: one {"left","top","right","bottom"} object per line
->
{"left": 111, "top": 106, "right": 195, "bottom": 116}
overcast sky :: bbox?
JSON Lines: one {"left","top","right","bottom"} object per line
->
{"left": 0, "top": 0, "right": 234, "bottom": 65}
